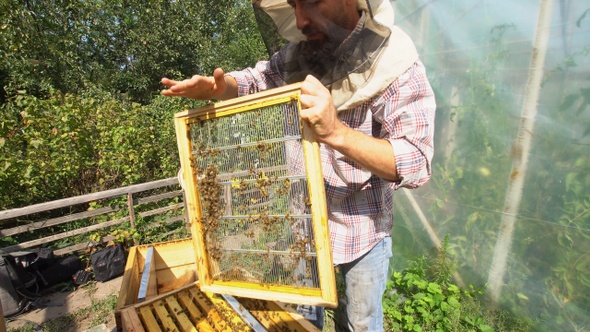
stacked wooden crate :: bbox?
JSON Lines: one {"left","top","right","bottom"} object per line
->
{"left": 115, "top": 239, "right": 319, "bottom": 331}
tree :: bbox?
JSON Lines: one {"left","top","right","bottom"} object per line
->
{"left": 0, "top": 0, "right": 267, "bottom": 209}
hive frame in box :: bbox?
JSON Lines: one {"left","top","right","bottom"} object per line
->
{"left": 174, "top": 83, "right": 337, "bottom": 307}
{"left": 119, "top": 282, "right": 321, "bottom": 331}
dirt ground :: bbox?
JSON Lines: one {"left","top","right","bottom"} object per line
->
{"left": 5, "top": 276, "right": 122, "bottom": 332}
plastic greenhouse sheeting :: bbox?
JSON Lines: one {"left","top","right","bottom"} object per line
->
{"left": 391, "top": 0, "right": 590, "bottom": 331}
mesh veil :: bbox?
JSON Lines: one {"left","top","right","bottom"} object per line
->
{"left": 252, "top": 0, "right": 419, "bottom": 111}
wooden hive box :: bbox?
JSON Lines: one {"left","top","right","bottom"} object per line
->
{"left": 118, "top": 282, "right": 320, "bottom": 331}
{"left": 115, "top": 238, "right": 198, "bottom": 330}
{"left": 115, "top": 239, "right": 320, "bottom": 331}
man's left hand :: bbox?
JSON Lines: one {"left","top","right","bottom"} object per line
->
{"left": 299, "top": 75, "right": 345, "bottom": 146}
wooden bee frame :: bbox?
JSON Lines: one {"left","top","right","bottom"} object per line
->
{"left": 174, "top": 83, "right": 336, "bottom": 307}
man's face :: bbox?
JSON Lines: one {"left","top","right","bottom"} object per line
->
{"left": 287, "top": 0, "right": 358, "bottom": 50}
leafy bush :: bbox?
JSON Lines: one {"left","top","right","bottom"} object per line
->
{"left": 0, "top": 88, "right": 190, "bottom": 210}
{"left": 383, "top": 237, "right": 533, "bottom": 332}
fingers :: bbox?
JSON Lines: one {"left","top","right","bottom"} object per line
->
{"left": 213, "top": 68, "right": 227, "bottom": 95}
{"left": 298, "top": 75, "right": 343, "bottom": 144}
{"left": 160, "top": 75, "right": 211, "bottom": 98}
{"left": 160, "top": 76, "right": 194, "bottom": 97}
{"left": 301, "top": 75, "right": 323, "bottom": 95}
{"left": 161, "top": 77, "right": 177, "bottom": 88}
{"left": 161, "top": 68, "right": 227, "bottom": 99}
{"left": 300, "top": 75, "right": 329, "bottom": 111}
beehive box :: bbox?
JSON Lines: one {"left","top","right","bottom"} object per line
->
{"left": 115, "top": 239, "right": 320, "bottom": 331}
{"left": 115, "top": 238, "right": 198, "bottom": 329}
{"left": 118, "top": 282, "right": 320, "bottom": 331}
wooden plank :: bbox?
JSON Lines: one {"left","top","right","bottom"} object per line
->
{"left": 205, "top": 292, "right": 254, "bottom": 332}
{"left": 53, "top": 235, "right": 116, "bottom": 256}
{"left": 120, "top": 239, "right": 195, "bottom": 296}
{"left": 239, "top": 297, "right": 317, "bottom": 332}
{"left": 220, "top": 294, "right": 268, "bottom": 332}
{"left": 0, "top": 177, "right": 179, "bottom": 221}
{"left": 176, "top": 290, "right": 215, "bottom": 332}
{"left": 301, "top": 119, "right": 338, "bottom": 308}
{"left": 0, "top": 205, "right": 120, "bottom": 238}
{"left": 199, "top": 283, "right": 327, "bottom": 307}
{"left": 154, "top": 266, "right": 196, "bottom": 295}
{"left": 263, "top": 301, "right": 303, "bottom": 326}
{"left": 189, "top": 288, "right": 232, "bottom": 332}
{"left": 164, "top": 296, "right": 196, "bottom": 332}
{"left": 275, "top": 301, "right": 321, "bottom": 332}
{"left": 174, "top": 116, "right": 211, "bottom": 287}
{"left": 174, "top": 83, "right": 303, "bottom": 119}
{"left": 149, "top": 239, "right": 195, "bottom": 268}
{"left": 121, "top": 307, "right": 145, "bottom": 332}
{"left": 152, "top": 300, "right": 178, "bottom": 332}
{"left": 0, "top": 216, "right": 129, "bottom": 253}
{"left": 136, "top": 190, "right": 184, "bottom": 205}
{"left": 146, "top": 251, "right": 159, "bottom": 300}
{"left": 117, "top": 246, "right": 141, "bottom": 315}
{"left": 139, "top": 305, "right": 162, "bottom": 332}
{"left": 138, "top": 203, "right": 184, "bottom": 218}
{"left": 128, "top": 193, "right": 137, "bottom": 239}
{"left": 237, "top": 298, "right": 279, "bottom": 331}
{"left": 129, "top": 283, "right": 198, "bottom": 310}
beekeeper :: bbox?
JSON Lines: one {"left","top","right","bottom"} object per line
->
{"left": 161, "top": 0, "right": 435, "bottom": 330}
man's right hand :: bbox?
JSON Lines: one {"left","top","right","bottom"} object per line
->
{"left": 161, "top": 68, "right": 237, "bottom": 100}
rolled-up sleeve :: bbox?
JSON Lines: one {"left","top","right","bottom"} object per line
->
{"left": 380, "top": 61, "right": 436, "bottom": 189}
{"left": 228, "top": 51, "right": 286, "bottom": 97}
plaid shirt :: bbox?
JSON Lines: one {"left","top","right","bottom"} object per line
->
{"left": 229, "top": 53, "right": 435, "bottom": 264}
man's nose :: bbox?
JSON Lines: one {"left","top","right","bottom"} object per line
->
{"left": 294, "top": 6, "right": 310, "bottom": 31}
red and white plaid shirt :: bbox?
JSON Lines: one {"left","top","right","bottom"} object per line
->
{"left": 230, "top": 53, "right": 435, "bottom": 264}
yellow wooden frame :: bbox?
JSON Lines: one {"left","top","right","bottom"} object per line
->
{"left": 119, "top": 282, "right": 322, "bottom": 331}
{"left": 174, "top": 83, "right": 336, "bottom": 307}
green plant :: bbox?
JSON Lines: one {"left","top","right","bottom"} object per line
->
{"left": 383, "top": 236, "right": 531, "bottom": 332}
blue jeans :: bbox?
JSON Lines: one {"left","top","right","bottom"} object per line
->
{"left": 299, "top": 237, "right": 392, "bottom": 331}
{"left": 336, "top": 236, "right": 392, "bottom": 331}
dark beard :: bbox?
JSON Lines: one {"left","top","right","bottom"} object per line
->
{"left": 281, "top": 13, "right": 384, "bottom": 87}
{"left": 288, "top": 24, "right": 350, "bottom": 82}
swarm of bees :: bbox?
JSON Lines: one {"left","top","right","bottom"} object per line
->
{"left": 189, "top": 102, "right": 320, "bottom": 291}
{"left": 136, "top": 285, "right": 311, "bottom": 331}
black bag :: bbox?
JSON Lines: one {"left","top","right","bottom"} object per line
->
{"left": 36, "top": 255, "right": 82, "bottom": 288}
{"left": 0, "top": 257, "right": 26, "bottom": 317}
{"left": 0, "top": 255, "right": 40, "bottom": 317}
{"left": 91, "top": 244, "right": 126, "bottom": 282}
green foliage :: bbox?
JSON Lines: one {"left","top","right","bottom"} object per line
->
{"left": 409, "top": 13, "right": 590, "bottom": 330}
{"left": 0, "top": 88, "right": 184, "bottom": 209}
{"left": 0, "top": 0, "right": 266, "bottom": 103}
{"left": 383, "top": 236, "right": 532, "bottom": 332}
{"left": 0, "top": 0, "right": 268, "bottom": 211}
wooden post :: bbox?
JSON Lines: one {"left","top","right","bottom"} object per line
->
{"left": 178, "top": 169, "right": 191, "bottom": 235}
{"left": 487, "top": 0, "right": 555, "bottom": 305}
{"left": 128, "top": 192, "right": 138, "bottom": 246}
